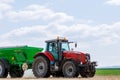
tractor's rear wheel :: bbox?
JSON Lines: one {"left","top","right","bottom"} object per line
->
{"left": 62, "top": 60, "right": 79, "bottom": 78}
{"left": 9, "top": 66, "right": 24, "bottom": 78}
{"left": 0, "top": 60, "right": 8, "bottom": 78}
{"left": 32, "top": 56, "right": 50, "bottom": 78}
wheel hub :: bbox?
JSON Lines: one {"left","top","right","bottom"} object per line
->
{"left": 37, "top": 62, "right": 45, "bottom": 74}
{"left": 39, "top": 66, "right": 43, "bottom": 69}
{"left": 68, "top": 68, "right": 72, "bottom": 72}
{"left": 66, "top": 66, "right": 73, "bottom": 76}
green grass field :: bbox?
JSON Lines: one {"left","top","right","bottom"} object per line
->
{"left": 96, "top": 68, "right": 120, "bottom": 76}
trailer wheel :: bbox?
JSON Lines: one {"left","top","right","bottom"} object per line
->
{"left": 62, "top": 60, "right": 79, "bottom": 78}
{"left": 32, "top": 56, "right": 50, "bottom": 78}
{"left": 0, "top": 60, "right": 8, "bottom": 78}
{"left": 9, "top": 66, "right": 24, "bottom": 78}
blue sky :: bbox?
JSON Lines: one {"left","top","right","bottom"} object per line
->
{"left": 0, "top": 0, "right": 120, "bottom": 67}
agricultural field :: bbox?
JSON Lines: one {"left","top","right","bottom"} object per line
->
{"left": 96, "top": 68, "right": 120, "bottom": 76}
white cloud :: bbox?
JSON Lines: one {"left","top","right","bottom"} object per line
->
{"left": 106, "top": 0, "right": 120, "bottom": 6}
{"left": 0, "top": 3, "right": 12, "bottom": 11}
{"left": 60, "top": 22, "right": 120, "bottom": 46}
{"left": 0, "top": 0, "right": 14, "bottom": 20}
{"left": 0, "top": 0, "right": 14, "bottom": 11}
{"left": 1, "top": 21, "right": 120, "bottom": 47}
{"left": 0, "top": 3, "right": 12, "bottom": 19}
{"left": 0, "top": 0, "right": 14, "bottom": 4}
{"left": 6, "top": 4, "right": 74, "bottom": 23}
{"left": 1, "top": 25, "right": 46, "bottom": 38}
{"left": 0, "top": 26, "right": 46, "bottom": 47}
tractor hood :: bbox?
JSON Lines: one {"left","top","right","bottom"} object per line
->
{"left": 63, "top": 51, "right": 86, "bottom": 64}
{"left": 63, "top": 51, "right": 84, "bottom": 54}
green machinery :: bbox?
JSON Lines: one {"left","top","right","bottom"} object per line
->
{"left": 0, "top": 45, "right": 43, "bottom": 78}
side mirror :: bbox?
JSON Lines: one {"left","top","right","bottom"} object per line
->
{"left": 75, "top": 43, "right": 77, "bottom": 48}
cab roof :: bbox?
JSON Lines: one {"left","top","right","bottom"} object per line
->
{"left": 45, "top": 37, "right": 68, "bottom": 43}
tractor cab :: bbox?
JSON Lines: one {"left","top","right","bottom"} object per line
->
{"left": 45, "top": 37, "right": 70, "bottom": 61}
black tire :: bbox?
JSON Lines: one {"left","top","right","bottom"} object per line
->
{"left": 9, "top": 66, "right": 24, "bottom": 78}
{"left": 62, "top": 60, "right": 79, "bottom": 78}
{"left": 0, "top": 61, "right": 8, "bottom": 78}
{"left": 80, "top": 65, "right": 96, "bottom": 78}
{"left": 32, "top": 56, "right": 50, "bottom": 78}
{"left": 89, "top": 66, "right": 96, "bottom": 77}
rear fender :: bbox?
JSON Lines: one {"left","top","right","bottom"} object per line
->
{"left": 34, "top": 52, "right": 54, "bottom": 62}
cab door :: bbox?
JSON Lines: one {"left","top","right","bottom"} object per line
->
{"left": 48, "top": 42, "right": 58, "bottom": 60}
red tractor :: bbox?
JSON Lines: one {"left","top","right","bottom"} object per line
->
{"left": 32, "top": 37, "right": 97, "bottom": 78}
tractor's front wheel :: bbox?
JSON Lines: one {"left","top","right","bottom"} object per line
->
{"left": 80, "top": 65, "right": 96, "bottom": 78}
{"left": 9, "top": 66, "right": 24, "bottom": 78}
{"left": 62, "top": 60, "right": 79, "bottom": 78}
{"left": 32, "top": 56, "right": 50, "bottom": 78}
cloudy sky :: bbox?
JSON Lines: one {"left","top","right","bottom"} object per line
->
{"left": 0, "top": 0, "right": 120, "bottom": 67}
